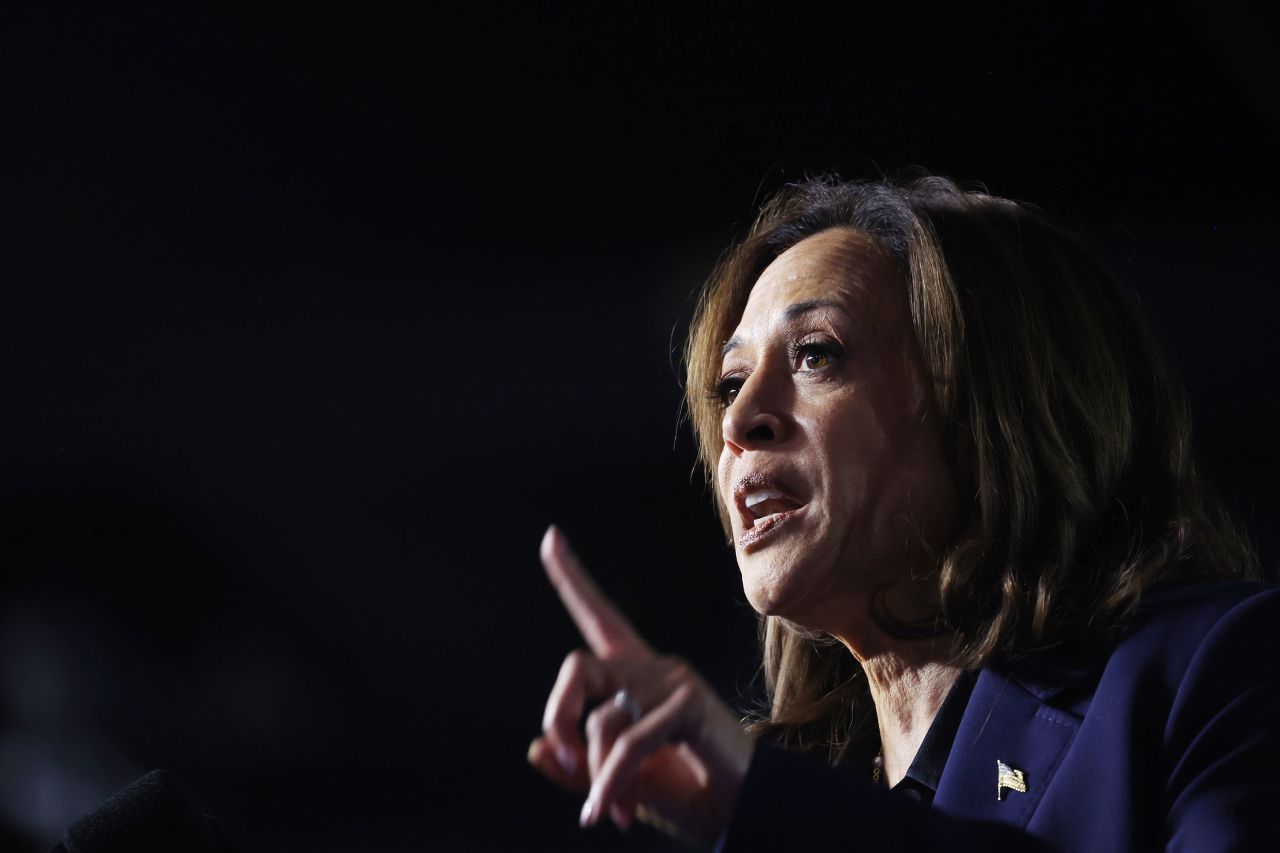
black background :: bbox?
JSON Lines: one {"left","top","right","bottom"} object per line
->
{"left": 3, "top": 2, "right": 1278, "bottom": 850}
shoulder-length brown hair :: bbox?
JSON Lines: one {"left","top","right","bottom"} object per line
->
{"left": 684, "top": 175, "right": 1257, "bottom": 763}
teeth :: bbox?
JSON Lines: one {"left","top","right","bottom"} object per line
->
{"left": 744, "top": 489, "right": 783, "bottom": 509}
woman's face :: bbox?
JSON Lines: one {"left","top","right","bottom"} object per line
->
{"left": 715, "top": 229, "right": 961, "bottom": 635}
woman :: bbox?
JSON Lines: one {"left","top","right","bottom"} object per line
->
{"left": 527, "top": 175, "right": 1274, "bottom": 850}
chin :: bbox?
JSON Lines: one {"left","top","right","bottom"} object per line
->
{"left": 742, "top": 579, "right": 781, "bottom": 617}
{"left": 739, "top": 557, "right": 811, "bottom": 622}
{"left": 738, "top": 541, "right": 864, "bottom": 632}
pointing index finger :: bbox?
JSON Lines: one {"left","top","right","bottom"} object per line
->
{"left": 541, "top": 525, "right": 651, "bottom": 659}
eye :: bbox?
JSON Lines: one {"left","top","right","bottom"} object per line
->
{"left": 711, "top": 375, "right": 745, "bottom": 407}
{"left": 792, "top": 340, "right": 844, "bottom": 372}
{"left": 803, "top": 350, "right": 831, "bottom": 370}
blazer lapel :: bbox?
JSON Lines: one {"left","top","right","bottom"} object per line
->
{"left": 933, "top": 667, "right": 1080, "bottom": 830}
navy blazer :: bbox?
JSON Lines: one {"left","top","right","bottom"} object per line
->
{"left": 718, "top": 581, "right": 1280, "bottom": 851}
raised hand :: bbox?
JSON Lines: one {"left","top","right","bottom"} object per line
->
{"left": 528, "top": 526, "right": 756, "bottom": 842}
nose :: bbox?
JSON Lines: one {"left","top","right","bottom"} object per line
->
{"left": 722, "top": 368, "right": 791, "bottom": 457}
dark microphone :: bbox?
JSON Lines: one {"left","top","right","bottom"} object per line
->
{"left": 54, "top": 770, "right": 237, "bottom": 853}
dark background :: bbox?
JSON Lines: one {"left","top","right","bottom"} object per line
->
{"left": 3, "top": 2, "right": 1278, "bottom": 850}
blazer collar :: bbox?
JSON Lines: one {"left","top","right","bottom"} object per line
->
{"left": 932, "top": 666, "right": 1080, "bottom": 829}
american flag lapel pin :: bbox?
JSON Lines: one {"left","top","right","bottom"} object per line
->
{"left": 996, "top": 760, "right": 1027, "bottom": 801}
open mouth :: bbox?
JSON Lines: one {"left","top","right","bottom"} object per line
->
{"left": 733, "top": 476, "right": 808, "bottom": 551}
{"left": 743, "top": 490, "right": 805, "bottom": 527}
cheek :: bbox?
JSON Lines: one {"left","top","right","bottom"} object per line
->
{"left": 810, "top": 389, "right": 915, "bottom": 529}
{"left": 810, "top": 394, "right": 882, "bottom": 486}
{"left": 849, "top": 397, "right": 956, "bottom": 547}
{"left": 716, "top": 447, "right": 736, "bottom": 520}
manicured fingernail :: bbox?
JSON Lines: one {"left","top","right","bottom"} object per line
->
{"left": 526, "top": 738, "right": 540, "bottom": 765}
{"left": 541, "top": 525, "right": 560, "bottom": 559}
{"left": 555, "top": 743, "right": 578, "bottom": 776}
{"left": 579, "top": 797, "right": 595, "bottom": 827}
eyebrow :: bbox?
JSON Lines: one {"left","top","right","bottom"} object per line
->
{"left": 783, "top": 299, "right": 846, "bottom": 321}
{"left": 721, "top": 299, "right": 847, "bottom": 358}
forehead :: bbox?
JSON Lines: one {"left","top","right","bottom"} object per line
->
{"left": 733, "top": 228, "right": 895, "bottom": 334}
